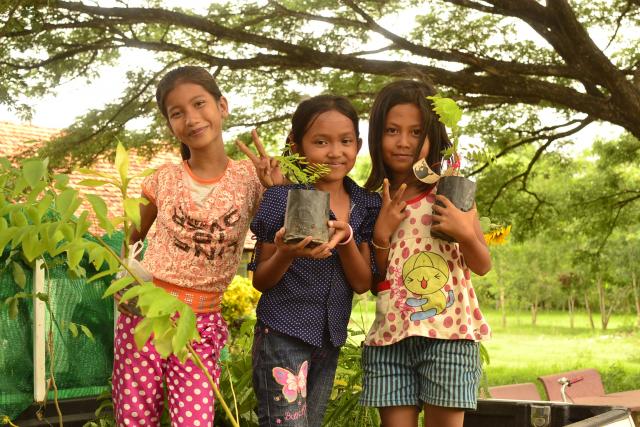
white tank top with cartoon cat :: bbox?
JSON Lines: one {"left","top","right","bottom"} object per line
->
{"left": 364, "top": 188, "right": 491, "bottom": 346}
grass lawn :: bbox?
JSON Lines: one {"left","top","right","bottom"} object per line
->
{"left": 349, "top": 295, "right": 640, "bottom": 397}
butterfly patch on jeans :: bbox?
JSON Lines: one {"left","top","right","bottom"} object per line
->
{"left": 272, "top": 360, "right": 308, "bottom": 403}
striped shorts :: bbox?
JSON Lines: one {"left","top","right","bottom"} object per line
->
{"left": 360, "top": 336, "right": 481, "bottom": 409}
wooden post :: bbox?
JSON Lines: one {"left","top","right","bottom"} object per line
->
{"left": 33, "top": 259, "right": 46, "bottom": 403}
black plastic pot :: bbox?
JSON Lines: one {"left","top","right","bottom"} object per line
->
{"left": 432, "top": 175, "right": 477, "bottom": 242}
{"left": 283, "top": 188, "right": 330, "bottom": 245}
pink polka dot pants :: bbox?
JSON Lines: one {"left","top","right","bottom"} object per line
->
{"left": 112, "top": 312, "right": 228, "bottom": 427}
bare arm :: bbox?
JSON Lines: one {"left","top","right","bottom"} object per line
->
{"left": 371, "top": 180, "right": 408, "bottom": 292}
{"left": 331, "top": 221, "right": 372, "bottom": 294}
{"left": 252, "top": 228, "right": 332, "bottom": 292}
{"left": 431, "top": 196, "right": 492, "bottom": 276}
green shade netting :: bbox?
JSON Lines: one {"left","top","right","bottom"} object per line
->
{"left": 0, "top": 231, "right": 125, "bottom": 420}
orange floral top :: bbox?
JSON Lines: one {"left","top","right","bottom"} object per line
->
{"left": 140, "top": 160, "right": 262, "bottom": 307}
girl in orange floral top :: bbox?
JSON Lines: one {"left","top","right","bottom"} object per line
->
{"left": 112, "top": 66, "right": 281, "bottom": 427}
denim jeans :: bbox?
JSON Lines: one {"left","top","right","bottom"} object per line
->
{"left": 252, "top": 321, "right": 340, "bottom": 427}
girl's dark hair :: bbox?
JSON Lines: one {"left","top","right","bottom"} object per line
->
{"left": 155, "top": 66, "right": 223, "bottom": 160}
{"left": 288, "top": 95, "right": 360, "bottom": 151}
{"left": 364, "top": 79, "right": 452, "bottom": 191}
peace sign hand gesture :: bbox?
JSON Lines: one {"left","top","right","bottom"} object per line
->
{"left": 236, "top": 129, "right": 286, "bottom": 188}
{"left": 373, "top": 179, "right": 408, "bottom": 247}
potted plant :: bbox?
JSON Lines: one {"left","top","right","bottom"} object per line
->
{"left": 275, "top": 149, "right": 330, "bottom": 245}
{"left": 412, "top": 95, "right": 483, "bottom": 242}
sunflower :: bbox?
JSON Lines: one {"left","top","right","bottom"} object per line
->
{"left": 483, "top": 225, "right": 511, "bottom": 246}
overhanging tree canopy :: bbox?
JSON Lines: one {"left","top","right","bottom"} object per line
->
{"left": 1, "top": 0, "right": 639, "bottom": 227}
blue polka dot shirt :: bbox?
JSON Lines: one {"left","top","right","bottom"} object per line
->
{"left": 249, "top": 177, "right": 381, "bottom": 348}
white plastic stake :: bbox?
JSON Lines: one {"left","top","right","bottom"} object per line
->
{"left": 33, "top": 259, "right": 46, "bottom": 403}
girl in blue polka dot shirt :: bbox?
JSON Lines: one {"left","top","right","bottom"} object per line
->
{"left": 248, "top": 95, "right": 381, "bottom": 427}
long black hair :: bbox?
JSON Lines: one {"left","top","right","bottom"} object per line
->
{"left": 288, "top": 94, "right": 360, "bottom": 152}
{"left": 155, "top": 66, "right": 223, "bottom": 160}
{"left": 364, "top": 79, "right": 452, "bottom": 192}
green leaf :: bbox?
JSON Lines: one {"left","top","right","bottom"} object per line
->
{"left": 80, "top": 324, "right": 94, "bottom": 341}
{"left": 10, "top": 210, "right": 28, "bottom": 227}
{"left": 115, "top": 142, "right": 129, "bottom": 187}
{"left": 0, "top": 226, "right": 18, "bottom": 252}
{"left": 55, "top": 188, "right": 81, "bottom": 219}
{"left": 103, "top": 275, "right": 135, "bottom": 298}
{"left": 77, "top": 168, "right": 114, "bottom": 179}
{"left": 22, "top": 159, "right": 46, "bottom": 188}
{"left": 53, "top": 174, "right": 69, "bottom": 190}
{"left": 8, "top": 297, "right": 19, "bottom": 319}
{"left": 154, "top": 328, "right": 176, "bottom": 358}
{"left": 21, "top": 229, "right": 42, "bottom": 262}
{"left": 68, "top": 322, "right": 79, "bottom": 337}
{"left": 67, "top": 245, "right": 85, "bottom": 269}
{"left": 12, "top": 262, "right": 27, "bottom": 289}
{"left": 134, "top": 317, "right": 154, "bottom": 349}
{"left": 135, "top": 168, "right": 156, "bottom": 179}
{"left": 86, "top": 194, "right": 113, "bottom": 234}
{"left": 173, "top": 306, "right": 197, "bottom": 355}
{"left": 124, "top": 198, "right": 143, "bottom": 229}
{"left": 87, "top": 268, "right": 118, "bottom": 283}
{"left": 36, "top": 194, "right": 54, "bottom": 220}
{"left": 77, "top": 179, "right": 110, "bottom": 187}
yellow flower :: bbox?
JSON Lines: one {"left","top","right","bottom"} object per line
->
{"left": 483, "top": 225, "right": 511, "bottom": 246}
{"left": 222, "top": 276, "right": 261, "bottom": 321}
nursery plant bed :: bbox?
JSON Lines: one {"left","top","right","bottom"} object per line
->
{"left": 464, "top": 399, "right": 634, "bottom": 427}
{"left": 13, "top": 396, "right": 105, "bottom": 427}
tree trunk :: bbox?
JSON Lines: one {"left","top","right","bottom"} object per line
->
{"left": 596, "top": 276, "right": 610, "bottom": 331}
{"left": 585, "top": 293, "right": 595, "bottom": 331}
{"left": 531, "top": 296, "right": 538, "bottom": 326}
{"left": 633, "top": 272, "right": 640, "bottom": 328}
{"left": 500, "top": 287, "right": 507, "bottom": 328}
{"left": 568, "top": 294, "right": 575, "bottom": 329}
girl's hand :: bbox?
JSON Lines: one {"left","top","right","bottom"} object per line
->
{"left": 373, "top": 179, "right": 408, "bottom": 246}
{"left": 431, "top": 195, "right": 477, "bottom": 243}
{"left": 273, "top": 227, "right": 332, "bottom": 259}
{"left": 327, "top": 220, "right": 351, "bottom": 248}
{"left": 236, "top": 129, "right": 286, "bottom": 187}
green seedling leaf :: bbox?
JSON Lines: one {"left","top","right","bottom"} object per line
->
{"left": 22, "top": 159, "right": 46, "bottom": 188}
{"left": 427, "top": 95, "right": 462, "bottom": 129}
{"left": 36, "top": 292, "right": 49, "bottom": 303}
{"left": 12, "top": 262, "right": 26, "bottom": 289}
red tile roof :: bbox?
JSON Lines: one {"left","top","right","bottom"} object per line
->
{"left": 1, "top": 121, "right": 256, "bottom": 249}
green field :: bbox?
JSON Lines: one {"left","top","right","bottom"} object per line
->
{"left": 349, "top": 296, "right": 640, "bottom": 397}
